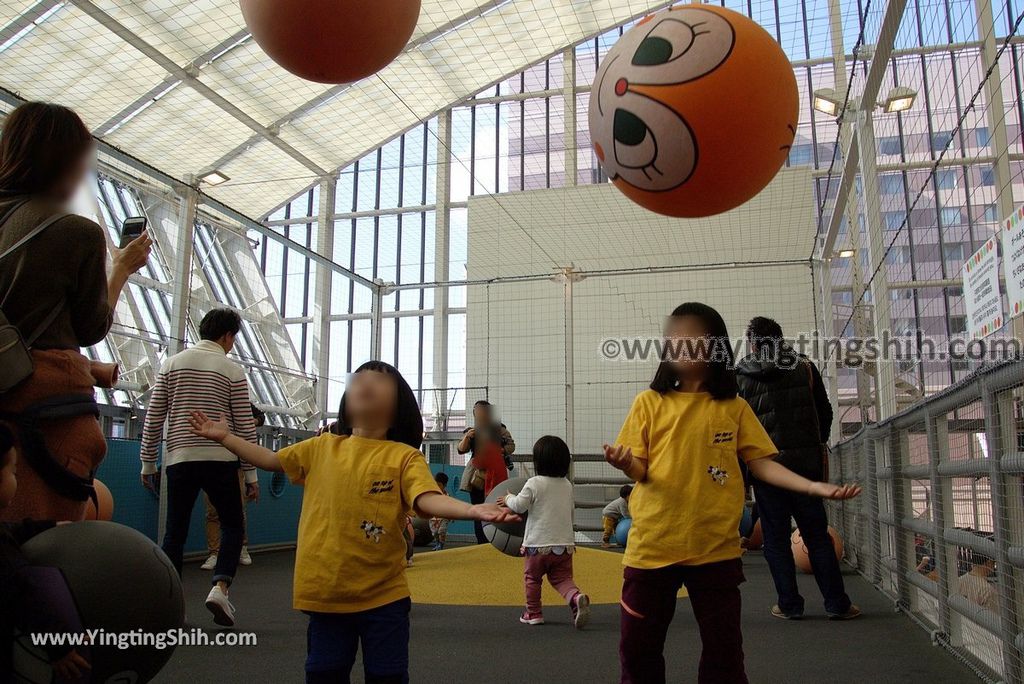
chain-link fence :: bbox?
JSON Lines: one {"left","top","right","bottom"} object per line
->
{"left": 828, "top": 360, "right": 1024, "bottom": 683}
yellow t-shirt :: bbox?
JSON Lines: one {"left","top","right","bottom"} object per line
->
{"left": 614, "top": 390, "right": 777, "bottom": 569}
{"left": 277, "top": 434, "right": 440, "bottom": 613}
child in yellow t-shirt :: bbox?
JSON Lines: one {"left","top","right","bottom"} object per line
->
{"left": 189, "top": 360, "right": 518, "bottom": 683}
{"left": 603, "top": 303, "right": 861, "bottom": 684}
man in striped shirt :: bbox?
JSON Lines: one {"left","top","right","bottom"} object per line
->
{"left": 140, "top": 308, "right": 257, "bottom": 627}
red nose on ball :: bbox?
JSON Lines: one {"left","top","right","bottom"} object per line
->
{"left": 614, "top": 78, "right": 629, "bottom": 96}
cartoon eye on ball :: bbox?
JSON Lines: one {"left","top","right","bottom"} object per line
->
{"left": 588, "top": 5, "right": 800, "bottom": 218}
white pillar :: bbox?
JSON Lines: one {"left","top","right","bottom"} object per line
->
{"left": 563, "top": 47, "right": 577, "bottom": 186}
{"left": 370, "top": 279, "right": 384, "bottom": 360}
{"left": 312, "top": 175, "right": 336, "bottom": 424}
{"left": 974, "top": 0, "right": 1022, "bottom": 341}
{"left": 432, "top": 111, "right": 452, "bottom": 415}
{"left": 858, "top": 111, "right": 898, "bottom": 420}
{"left": 168, "top": 181, "right": 198, "bottom": 356}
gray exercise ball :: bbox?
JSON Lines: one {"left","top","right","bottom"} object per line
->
{"left": 483, "top": 477, "right": 529, "bottom": 556}
{"left": 17, "top": 521, "right": 185, "bottom": 684}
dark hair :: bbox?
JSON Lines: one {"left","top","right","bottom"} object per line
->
{"left": 474, "top": 400, "right": 491, "bottom": 407}
{"left": 199, "top": 308, "right": 242, "bottom": 341}
{"left": 532, "top": 435, "right": 571, "bottom": 478}
{"left": 333, "top": 360, "right": 423, "bottom": 449}
{"left": 746, "top": 316, "right": 784, "bottom": 355}
{"left": 0, "top": 423, "right": 13, "bottom": 466}
{"left": 649, "top": 302, "right": 738, "bottom": 400}
{"left": 0, "top": 425, "right": 14, "bottom": 467}
{"left": 620, "top": 484, "right": 633, "bottom": 499}
{"left": 0, "top": 102, "right": 93, "bottom": 195}
{"left": 434, "top": 472, "right": 449, "bottom": 486}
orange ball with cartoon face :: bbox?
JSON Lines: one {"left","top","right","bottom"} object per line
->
{"left": 588, "top": 5, "right": 799, "bottom": 218}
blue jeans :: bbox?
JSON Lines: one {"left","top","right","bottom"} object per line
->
{"left": 305, "top": 598, "right": 411, "bottom": 684}
{"left": 753, "top": 481, "right": 851, "bottom": 616}
{"left": 162, "top": 461, "right": 243, "bottom": 586}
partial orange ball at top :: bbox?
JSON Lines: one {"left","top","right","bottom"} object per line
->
{"left": 240, "top": 0, "right": 421, "bottom": 84}
{"left": 588, "top": 5, "right": 799, "bottom": 217}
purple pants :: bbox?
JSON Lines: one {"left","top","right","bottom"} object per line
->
{"left": 524, "top": 552, "right": 580, "bottom": 614}
{"left": 619, "top": 558, "right": 747, "bottom": 684}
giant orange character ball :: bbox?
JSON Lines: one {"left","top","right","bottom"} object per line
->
{"left": 588, "top": 5, "right": 799, "bottom": 217}
{"left": 240, "top": 0, "right": 421, "bottom": 84}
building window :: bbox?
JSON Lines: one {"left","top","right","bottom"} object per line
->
{"left": 931, "top": 130, "right": 954, "bottom": 152}
{"left": 940, "top": 207, "right": 963, "bottom": 225}
{"left": 935, "top": 169, "right": 958, "bottom": 190}
{"left": 878, "top": 136, "right": 902, "bottom": 155}
{"left": 980, "top": 166, "right": 995, "bottom": 186}
{"left": 983, "top": 204, "right": 1000, "bottom": 222}
{"left": 975, "top": 127, "right": 991, "bottom": 147}
{"left": 788, "top": 144, "right": 813, "bottom": 166}
{"left": 887, "top": 246, "right": 912, "bottom": 264}
{"left": 943, "top": 243, "right": 964, "bottom": 262}
{"left": 880, "top": 173, "right": 903, "bottom": 195}
{"left": 883, "top": 211, "right": 907, "bottom": 230}
{"left": 949, "top": 316, "right": 967, "bottom": 334}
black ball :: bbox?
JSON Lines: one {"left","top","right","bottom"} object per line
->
{"left": 485, "top": 477, "right": 529, "bottom": 538}
{"left": 18, "top": 521, "right": 185, "bottom": 683}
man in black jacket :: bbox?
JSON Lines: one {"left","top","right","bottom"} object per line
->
{"left": 736, "top": 317, "right": 859, "bottom": 620}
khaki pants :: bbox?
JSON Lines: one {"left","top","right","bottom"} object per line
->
{"left": 205, "top": 469, "right": 248, "bottom": 553}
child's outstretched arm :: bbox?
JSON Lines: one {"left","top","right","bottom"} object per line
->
{"left": 415, "top": 491, "right": 520, "bottom": 524}
{"left": 189, "top": 410, "right": 284, "bottom": 472}
{"left": 603, "top": 444, "right": 648, "bottom": 482}
{"left": 746, "top": 457, "right": 861, "bottom": 499}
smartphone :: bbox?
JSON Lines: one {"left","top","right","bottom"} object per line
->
{"left": 119, "top": 216, "right": 147, "bottom": 249}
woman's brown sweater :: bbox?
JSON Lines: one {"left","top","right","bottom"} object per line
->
{"left": 0, "top": 194, "right": 113, "bottom": 349}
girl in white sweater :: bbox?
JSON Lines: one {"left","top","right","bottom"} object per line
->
{"left": 501, "top": 436, "right": 590, "bottom": 629}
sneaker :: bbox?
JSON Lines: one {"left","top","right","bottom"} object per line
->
{"left": 205, "top": 586, "right": 235, "bottom": 627}
{"left": 200, "top": 554, "right": 218, "bottom": 571}
{"left": 519, "top": 612, "right": 545, "bottom": 625}
{"left": 827, "top": 604, "right": 862, "bottom": 620}
{"left": 571, "top": 594, "right": 591, "bottom": 630}
{"left": 407, "top": 558, "right": 414, "bottom": 567}
{"left": 239, "top": 547, "right": 253, "bottom": 566}
{"left": 601, "top": 539, "right": 612, "bottom": 549}
{"left": 770, "top": 604, "right": 803, "bottom": 620}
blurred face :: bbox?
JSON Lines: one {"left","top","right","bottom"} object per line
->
{"left": 665, "top": 314, "right": 711, "bottom": 380}
{"left": 50, "top": 148, "right": 92, "bottom": 204}
{"left": 345, "top": 370, "right": 396, "bottom": 429}
{"left": 0, "top": 449, "right": 17, "bottom": 509}
{"left": 473, "top": 404, "right": 491, "bottom": 424}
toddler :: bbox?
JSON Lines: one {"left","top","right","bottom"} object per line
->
{"left": 502, "top": 436, "right": 590, "bottom": 629}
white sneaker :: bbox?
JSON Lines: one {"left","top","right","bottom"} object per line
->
{"left": 200, "top": 554, "right": 218, "bottom": 571}
{"left": 205, "top": 586, "right": 235, "bottom": 627}
{"left": 239, "top": 547, "right": 252, "bottom": 566}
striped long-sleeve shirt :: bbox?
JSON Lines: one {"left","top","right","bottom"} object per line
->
{"left": 140, "top": 340, "right": 258, "bottom": 482}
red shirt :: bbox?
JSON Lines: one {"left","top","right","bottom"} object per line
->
{"left": 472, "top": 443, "right": 508, "bottom": 495}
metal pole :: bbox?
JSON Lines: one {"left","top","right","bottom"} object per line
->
{"left": 926, "top": 408, "right": 954, "bottom": 638}
{"left": 981, "top": 378, "right": 1022, "bottom": 682}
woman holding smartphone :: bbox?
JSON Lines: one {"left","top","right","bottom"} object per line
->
{"left": 0, "top": 101, "right": 152, "bottom": 522}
